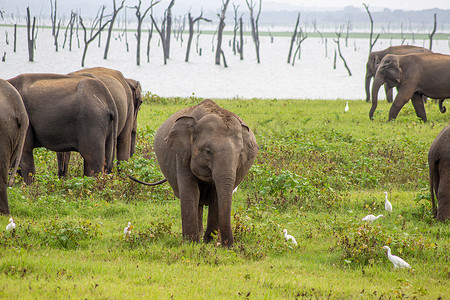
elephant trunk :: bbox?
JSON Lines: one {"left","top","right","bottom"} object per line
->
{"left": 369, "top": 75, "right": 384, "bottom": 120}
{"left": 213, "top": 168, "right": 237, "bottom": 247}
{"left": 365, "top": 73, "right": 372, "bottom": 102}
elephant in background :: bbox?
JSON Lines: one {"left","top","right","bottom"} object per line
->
{"left": 8, "top": 73, "right": 118, "bottom": 184}
{"left": 130, "top": 99, "right": 258, "bottom": 247}
{"left": 57, "top": 67, "right": 143, "bottom": 177}
{"left": 369, "top": 52, "right": 450, "bottom": 122}
{"left": 428, "top": 125, "right": 450, "bottom": 220}
{"left": 365, "top": 45, "right": 431, "bottom": 103}
{"left": 0, "top": 79, "right": 29, "bottom": 214}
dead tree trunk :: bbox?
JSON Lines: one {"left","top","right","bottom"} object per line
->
{"left": 54, "top": 20, "right": 61, "bottom": 51}
{"left": 104, "top": 0, "right": 125, "bottom": 59}
{"left": 246, "top": 0, "right": 261, "bottom": 63}
{"left": 164, "top": 0, "right": 175, "bottom": 59}
{"left": 215, "top": 0, "right": 230, "bottom": 66}
{"left": 334, "top": 27, "right": 352, "bottom": 76}
{"left": 429, "top": 13, "right": 437, "bottom": 50}
{"left": 232, "top": 4, "right": 240, "bottom": 55}
{"left": 147, "top": 23, "right": 153, "bottom": 63}
{"left": 96, "top": 5, "right": 106, "bottom": 47}
{"left": 287, "top": 13, "right": 300, "bottom": 64}
{"left": 185, "top": 11, "right": 211, "bottom": 62}
{"left": 151, "top": 15, "right": 167, "bottom": 65}
{"left": 50, "top": 0, "right": 57, "bottom": 37}
{"left": 345, "top": 20, "right": 351, "bottom": 47}
{"left": 291, "top": 29, "right": 307, "bottom": 66}
{"left": 239, "top": 17, "right": 244, "bottom": 60}
{"left": 79, "top": 15, "right": 111, "bottom": 67}
{"left": 13, "top": 24, "right": 17, "bottom": 53}
{"left": 132, "top": 0, "right": 161, "bottom": 66}
{"left": 363, "top": 3, "right": 379, "bottom": 55}
{"left": 26, "top": 7, "right": 36, "bottom": 62}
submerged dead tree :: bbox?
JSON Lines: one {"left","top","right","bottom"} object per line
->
{"left": 429, "top": 13, "right": 437, "bottom": 50}
{"left": 164, "top": 0, "right": 175, "bottom": 59}
{"left": 104, "top": 0, "right": 125, "bottom": 59}
{"left": 291, "top": 28, "right": 307, "bottom": 66}
{"left": 287, "top": 12, "right": 300, "bottom": 64}
{"left": 79, "top": 15, "right": 111, "bottom": 67}
{"left": 246, "top": 0, "right": 261, "bottom": 63}
{"left": 151, "top": 15, "right": 167, "bottom": 65}
{"left": 132, "top": 0, "right": 161, "bottom": 66}
{"left": 26, "top": 7, "right": 36, "bottom": 62}
{"left": 50, "top": 0, "right": 57, "bottom": 37}
{"left": 232, "top": 4, "right": 241, "bottom": 55}
{"left": 215, "top": 0, "right": 230, "bottom": 67}
{"left": 363, "top": 3, "right": 379, "bottom": 55}
{"left": 334, "top": 26, "right": 352, "bottom": 76}
{"left": 185, "top": 10, "right": 211, "bottom": 62}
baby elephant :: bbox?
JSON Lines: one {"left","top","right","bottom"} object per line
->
{"left": 429, "top": 125, "right": 450, "bottom": 221}
{"left": 0, "top": 79, "right": 29, "bottom": 214}
{"left": 131, "top": 99, "right": 258, "bottom": 247}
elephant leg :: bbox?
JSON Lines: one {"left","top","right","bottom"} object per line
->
{"left": 0, "top": 161, "right": 9, "bottom": 214}
{"left": 198, "top": 205, "right": 204, "bottom": 237}
{"left": 437, "top": 166, "right": 450, "bottom": 221}
{"left": 384, "top": 84, "right": 394, "bottom": 103}
{"left": 57, "top": 152, "right": 71, "bottom": 177}
{"left": 388, "top": 88, "right": 414, "bottom": 121}
{"left": 204, "top": 193, "right": 219, "bottom": 243}
{"left": 411, "top": 92, "right": 427, "bottom": 122}
{"left": 177, "top": 159, "right": 201, "bottom": 242}
{"left": 116, "top": 129, "right": 132, "bottom": 162}
{"left": 79, "top": 141, "right": 106, "bottom": 177}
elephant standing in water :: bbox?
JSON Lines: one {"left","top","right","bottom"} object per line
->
{"left": 429, "top": 125, "right": 450, "bottom": 221}
{"left": 365, "top": 45, "right": 431, "bottom": 103}
{"left": 8, "top": 73, "right": 118, "bottom": 184}
{"left": 57, "top": 67, "right": 143, "bottom": 177}
{"left": 0, "top": 79, "right": 29, "bottom": 214}
{"left": 130, "top": 99, "right": 258, "bottom": 247}
{"left": 370, "top": 52, "right": 450, "bottom": 122}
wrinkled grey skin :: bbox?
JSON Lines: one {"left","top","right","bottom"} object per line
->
{"left": 365, "top": 45, "right": 431, "bottom": 103}
{"left": 0, "top": 79, "right": 29, "bottom": 214}
{"left": 134, "top": 99, "right": 258, "bottom": 247}
{"left": 8, "top": 73, "right": 118, "bottom": 184}
{"left": 57, "top": 67, "right": 143, "bottom": 177}
{"left": 370, "top": 53, "right": 450, "bottom": 122}
{"left": 428, "top": 125, "right": 450, "bottom": 221}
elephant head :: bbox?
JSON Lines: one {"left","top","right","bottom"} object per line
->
{"left": 365, "top": 52, "right": 382, "bottom": 102}
{"left": 369, "top": 55, "right": 402, "bottom": 119}
{"left": 126, "top": 78, "right": 143, "bottom": 157}
{"left": 164, "top": 107, "right": 257, "bottom": 246}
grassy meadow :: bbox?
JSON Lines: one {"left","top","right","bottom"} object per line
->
{"left": 1, "top": 95, "right": 449, "bottom": 299}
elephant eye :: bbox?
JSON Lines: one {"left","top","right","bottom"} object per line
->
{"left": 201, "top": 146, "right": 212, "bottom": 156}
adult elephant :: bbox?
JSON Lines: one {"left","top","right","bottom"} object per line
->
{"left": 8, "top": 73, "right": 118, "bottom": 184}
{"left": 57, "top": 67, "right": 143, "bottom": 177}
{"left": 365, "top": 45, "right": 431, "bottom": 103}
{"left": 428, "top": 125, "right": 450, "bottom": 221}
{"left": 369, "top": 52, "right": 450, "bottom": 122}
{"left": 0, "top": 79, "right": 29, "bottom": 214}
{"left": 130, "top": 99, "right": 258, "bottom": 247}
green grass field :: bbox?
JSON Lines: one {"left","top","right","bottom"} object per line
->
{"left": 1, "top": 96, "right": 449, "bottom": 299}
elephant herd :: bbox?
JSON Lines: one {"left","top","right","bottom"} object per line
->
{"left": 1, "top": 48, "right": 449, "bottom": 249}
{"left": 0, "top": 68, "right": 258, "bottom": 247}
{"left": 365, "top": 45, "right": 450, "bottom": 221}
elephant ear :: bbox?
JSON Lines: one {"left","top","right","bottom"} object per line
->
{"left": 126, "top": 79, "right": 143, "bottom": 112}
{"left": 237, "top": 119, "right": 258, "bottom": 164}
{"left": 380, "top": 55, "right": 402, "bottom": 84}
{"left": 165, "top": 116, "right": 196, "bottom": 166}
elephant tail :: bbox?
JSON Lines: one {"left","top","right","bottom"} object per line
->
{"left": 8, "top": 103, "right": 29, "bottom": 187}
{"left": 439, "top": 99, "right": 446, "bottom": 113}
{"left": 127, "top": 174, "right": 167, "bottom": 186}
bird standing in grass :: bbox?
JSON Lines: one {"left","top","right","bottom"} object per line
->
{"left": 344, "top": 101, "right": 349, "bottom": 112}
{"left": 384, "top": 191, "right": 392, "bottom": 213}
{"left": 123, "top": 222, "right": 132, "bottom": 237}
{"left": 5, "top": 218, "right": 15, "bottom": 231}
{"left": 362, "top": 214, "right": 384, "bottom": 223}
{"left": 382, "top": 246, "right": 411, "bottom": 269}
{"left": 282, "top": 229, "right": 297, "bottom": 246}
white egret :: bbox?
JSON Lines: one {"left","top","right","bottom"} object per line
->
{"left": 384, "top": 191, "right": 392, "bottom": 213}
{"left": 361, "top": 214, "right": 384, "bottom": 223}
{"left": 232, "top": 186, "right": 238, "bottom": 194}
{"left": 123, "top": 222, "right": 132, "bottom": 237}
{"left": 382, "top": 246, "right": 411, "bottom": 269}
{"left": 6, "top": 218, "right": 16, "bottom": 231}
{"left": 282, "top": 229, "right": 297, "bottom": 246}
{"left": 344, "top": 101, "right": 349, "bottom": 112}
